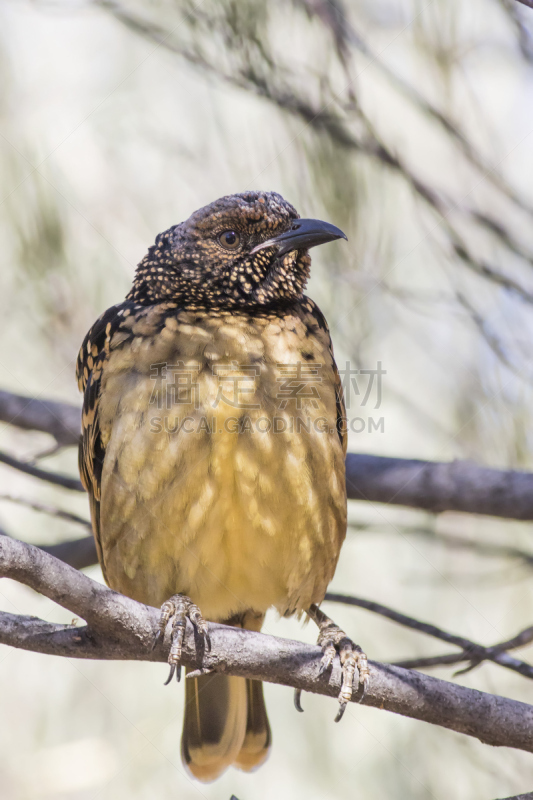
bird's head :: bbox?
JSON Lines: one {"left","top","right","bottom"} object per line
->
{"left": 127, "top": 191, "right": 346, "bottom": 309}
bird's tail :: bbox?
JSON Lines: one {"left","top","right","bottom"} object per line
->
{"left": 181, "top": 615, "right": 271, "bottom": 782}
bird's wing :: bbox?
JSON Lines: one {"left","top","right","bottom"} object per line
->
{"left": 76, "top": 302, "right": 135, "bottom": 571}
{"left": 305, "top": 298, "right": 348, "bottom": 457}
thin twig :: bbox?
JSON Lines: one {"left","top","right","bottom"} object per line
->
{"left": 393, "top": 653, "right": 469, "bottom": 670}
{"left": 95, "top": 1, "right": 533, "bottom": 302}
{"left": 0, "top": 389, "right": 79, "bottom": 445}
{"left": 394, "top": 624, "right": 533, "bottom": 672}
{"left": 324, "top": 593, "right": 533, "bottom": 678}
{"left": 297, "top": 0, "right": 533, "bottom": 217}
{"left": 0, "top": 450, "right": 84, "bottom": 492}
{"left": 379, "top": 522, "right": 533, "bottom": 567}
{"left": 0, "top": 494, "right": 90, "bottom": 527}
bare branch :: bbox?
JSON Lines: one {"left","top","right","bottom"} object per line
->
{"left": 394, "top": 622, "right": 533, "bottom": 673}
{"left": 503, "top": 0, "right": 533, "bottom": 64}
{"left": 24, "top": 536, "right": 533, "bottom": 674}
{"left": 515, "top": 0, "right": 533, "bottom": 9}
{"left": 393, "top": 653, "right": 471, "bottom": 670}
{"left": 95, "top": 0, "right": 533, "bottom": 304}
{"left": 395, "top": 633, "right": 533, "bottom": 674}
{"left": 0, "top": 450, "right": 83, "bottom": 492}
{"left": 325, "top": 594, "right": 533, "bottom": 679}
{"left": 21, "top": 534, "right": 97, "bottom": 569}
{"left": 2, "top": 536, "right": 533, "bottom": 753}
{"left": 297, "top": 0, "right": 533, "bottom": 217}
{"left": 0, "top": 495, "right": 90, "bottom": 528}
{"left": 0, "top": 535, "right": 141, "bottom": 637}
{"left": 17, "top": 535, "right": 533, "bottom": 675}
{"left": 0, "top": 389, "right": 79, "bottom": 445}
{"left": 38, "top": 537, "right": 100, "bottom": 571}
{"left": 355, "top": 521, "right": 533, "bottom": 567}
{"left": 345, "top": 454, "right": 533, "bottom": 520}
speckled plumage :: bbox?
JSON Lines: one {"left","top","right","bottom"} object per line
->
{"left": 77, "top": 191, "right": 347, "bottom": 782}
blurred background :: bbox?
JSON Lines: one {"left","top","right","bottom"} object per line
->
{"left": 1, "top": 0, "right": 533, "bottom": 797}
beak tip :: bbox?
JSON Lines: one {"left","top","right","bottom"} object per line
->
{"left": 250, "top": 219, "right": 348, "bottom": 255}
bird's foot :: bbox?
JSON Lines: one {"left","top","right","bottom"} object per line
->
{"left": 307, "top": 603, "right": 369, "bottom": 722}
{"left": 152, "top": 594, "right": 211, "bottom": 684}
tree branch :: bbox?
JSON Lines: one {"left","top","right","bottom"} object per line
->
{"left": 325, "top": 594, "right": 533, "bottom": 679}
{"left": 94, "top": 0, "right": 533, "bottom": 312}
{"left": 345, "top": 454, "right": 533, "bottom": 520}
{"left": 26, "top": 534, "right": 533, "bottom": 680}
{"left": 18, "top": 535, "right": 532, "bottom": 678}
{"left": 2, "top": 536, "right": 533, "bottom": 754}
{"left": 0, "top": 450, "right": 84, "bottom": 492}
{"left": 38, "top": 536, "right": 100, "bottom": 570}
{"left": 356, "top": 521, "right": 533, "bottom": 568}
{"left": 4, "top": 389, "right": 533, "bottom": 520}
{"left": 496, "top": 794, "right": 533, "bottom": 800}
{"left": 392, "top": 625, "right": 533, "bottom": 673}
{"left": 0, "top": 389, "right": 80, "bottom": 445}
{"left": 0, "top": 494, "right": 90, "bottom": 528}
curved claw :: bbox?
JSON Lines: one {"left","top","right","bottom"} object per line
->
{"left": 318, "top": 652, "right": 335, "bottom": 676}
{"left": 151, "top": 629, "right": 161, "bottom": 652}
{"left": 308, "top": 605, "right": 369, "bottom": 723}
{"left": 294, "top": 688, "right": 304, "bottom": 713}
{"left": 164, "top": 664, "right": 176, "bottom": 685}
{"left": 158, "top": 594, "right": 210, "bottom": 685}
{"left": 334, "top": 702, "right": 347, "bottom": 723}
{"left": 356, "top": 677, "right": 369, "bottom": 704}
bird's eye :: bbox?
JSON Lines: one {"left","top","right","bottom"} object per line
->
{"left": 218, "top": 230, "right": 240, "bottom": 250}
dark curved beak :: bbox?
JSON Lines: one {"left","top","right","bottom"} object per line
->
{"left": 250, "top": 218, "right": 347, "bottom": 257}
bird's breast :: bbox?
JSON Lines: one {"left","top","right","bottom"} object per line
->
{"left": 97, "top": 305, "right": 346, "bottom": 620}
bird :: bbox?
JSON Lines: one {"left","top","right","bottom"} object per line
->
{"left": 76, "top": 190, "right": 369, "bottom": 782}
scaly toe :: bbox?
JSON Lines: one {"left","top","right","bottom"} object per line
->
{"left": 319, "top": 643, "right": 336, "bottom": 675}
{"left": 354, "top": 652, "right": 370, "bottom": 702}
{"left": 307, "top": 604, "right": 370, "bottom": 721}
{"left": 156, "top": 594, "right": 209, "bottom": 686}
